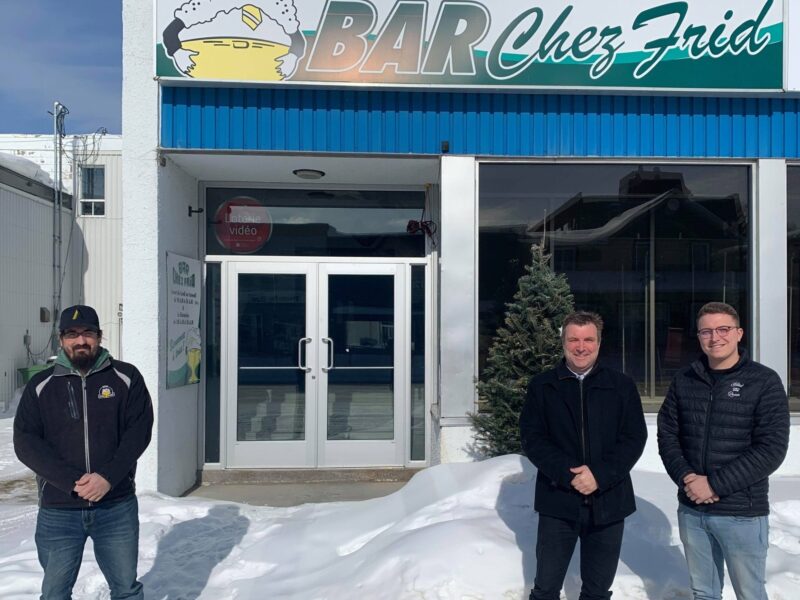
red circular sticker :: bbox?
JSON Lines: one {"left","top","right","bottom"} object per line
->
{"left": 214, "top": 197, "right": 272, "bottom": 254}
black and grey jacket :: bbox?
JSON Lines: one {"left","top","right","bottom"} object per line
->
{"left": 657, "top": 349, "right": 789, "bottom": 517}
{"left": 14, "top": 348, "right": 153, "bottom": 508}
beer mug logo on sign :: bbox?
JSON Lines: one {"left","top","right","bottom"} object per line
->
{"left": 162, "top": 1, "right": 307, "bottom": 81}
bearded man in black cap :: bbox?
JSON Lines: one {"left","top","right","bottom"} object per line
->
{"left": 14, "top": 305, "right": 153, "bottom": 600}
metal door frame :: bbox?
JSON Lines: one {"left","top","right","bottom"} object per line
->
{"left": 317, "top": 262, "right": 406, "bottom": 467}
{"left": 225, "top": 261, "right": 318, "bottom": 467}
{"left": 222, "top": 259, "right": 419, "bottom": 468}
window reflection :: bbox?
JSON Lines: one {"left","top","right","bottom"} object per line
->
{"left": 204, "top": 263, "right": 221, "bottom": 462}
{"left": 327, "top": 275, "right": 394, "bottom": 440}
{"left": 480, "top": 164, "right": 750, "bottom": 407}
{"left": 206, "top": 188, "right": 426, "bottom": 257}
{"left": 787, "top": 166, "right": 800, "bottom": 409}
{"left": 237, "top": 274, "right": 307, "bottom": 441}
{"left": 410, "top": 266, "right": 426, "bottom": 461}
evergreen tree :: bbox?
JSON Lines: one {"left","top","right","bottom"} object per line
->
{"left": 471, "top": 244, "right": 574, "bottom": 456}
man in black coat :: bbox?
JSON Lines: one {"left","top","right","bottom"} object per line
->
{"left": 520, "top": 311, "right": 647, "bottom": 600}
{"left": 658, "top": 302, "right": 789, "bottom": 600}
{"left": 14, "top": 305, "right": 153, "bottom": 600}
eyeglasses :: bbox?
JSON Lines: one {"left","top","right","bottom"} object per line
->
{"left": 697, "top": 326, "right": 739, "bottom": 339}
{"left": 62, "top": 330, "right": 99, "bottom": 340}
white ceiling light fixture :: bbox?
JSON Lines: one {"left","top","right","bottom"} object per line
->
{"left": 292, "top": 168, "right": 326, "bottom": 180}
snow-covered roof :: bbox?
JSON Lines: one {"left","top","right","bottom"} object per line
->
{"left": 0, "top": 151, "right": 57, "bottom": 189}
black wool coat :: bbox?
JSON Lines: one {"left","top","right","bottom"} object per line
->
{"left": 520, "top": 360, "right": 648, "bottom": 525}
{"left": 657, "top": 349, "right": 789, "bottom": 517}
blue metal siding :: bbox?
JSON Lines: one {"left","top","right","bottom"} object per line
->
{"left": 161, "top": 87, "right": 800, "bottom": 158}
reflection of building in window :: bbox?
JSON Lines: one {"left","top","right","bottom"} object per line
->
{"left": 80, "top": 166, "right": 105, "bottom": 216}
{"left": 478, "top": 163, "right": 751, "bottom": 406}
{"left": 346, "top": 320, "right": 393, "bottom": 349}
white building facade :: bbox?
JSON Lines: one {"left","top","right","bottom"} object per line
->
{"left": 0, "top": 134, "right": 124, "bottom": 358}
{"left": 0, "top": 153, "right": 78, "bottom": 409}
{"left": 125, "top": 0, "right": 800, "bottom": 495}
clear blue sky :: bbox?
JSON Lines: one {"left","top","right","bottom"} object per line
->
{"left": 0, "top": 1, "right": 121, "bottom": 134}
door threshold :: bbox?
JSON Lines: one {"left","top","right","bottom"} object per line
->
{"left": 199, "top": 466, "right": 424, "bottom": 485}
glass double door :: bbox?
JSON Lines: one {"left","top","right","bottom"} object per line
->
{"left": 226, "top": 262, "right": 406, "bottom": 467}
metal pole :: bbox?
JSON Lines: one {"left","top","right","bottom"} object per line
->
{"left": 51, "top": 102, "right": 68, "bottom": 355}
{"left": 51, "top": 103, "right": 60, "bottom": 354}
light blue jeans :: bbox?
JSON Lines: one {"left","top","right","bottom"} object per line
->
{"left": 35, "top": 495, "right": 143, "bottom": 600}
{"left": 677, "top": 504, "right": 769, "bottom": 600}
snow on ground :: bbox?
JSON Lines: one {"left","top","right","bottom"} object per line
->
{"left": 1, "top": 410, "right": 798, "bottom": 599}
{"left": 0, "top": 390, "right": 31, "bottom": 484}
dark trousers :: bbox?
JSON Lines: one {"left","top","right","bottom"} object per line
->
{"left": 530, "top": 506, "right": 624, "bottom": 600}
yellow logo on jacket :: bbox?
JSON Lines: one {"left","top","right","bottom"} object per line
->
{"left": 98, "top": 385, "right": 115, "bottom": 399}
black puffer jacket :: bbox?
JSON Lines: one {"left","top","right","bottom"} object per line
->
{"left": 657, "top": 350, "right": 789, "bottom": 517}
{"left": 14, "top": 349, "right": 153, "bottom": 508}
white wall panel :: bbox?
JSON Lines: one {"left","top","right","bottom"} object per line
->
{"left": 0, "top": 136, "right": 123, "bottom": 359}
{"left": 439, "top": 156, "right": 478, "bottom": 422}
{"left": 754, "top": 159, "right": 788, "bottom": 386}
{"left": 0, "top": 184, "right": 77, "bottom": 393}
{"left": 154, "top": 158, "right": 201, "bottom": 495}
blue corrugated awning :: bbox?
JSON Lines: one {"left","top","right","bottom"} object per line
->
{"left": 161, "top": 87, "right": 800, "bottom": 159}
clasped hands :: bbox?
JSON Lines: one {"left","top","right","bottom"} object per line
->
{"left": 74, "top": 473, "right": 111, "bottom": 502}
{"left": 570, "top": 465, "right": 598, "bottom": 495}
{"left": 683, "top": 473, "right": 719, "bottom": 504}
{"left": 569, "top": 466, "right": 719, "bottom": 504}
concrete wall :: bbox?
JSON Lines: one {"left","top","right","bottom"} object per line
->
{"left": 123, "top": 0, "right": 201, "bottom": 495}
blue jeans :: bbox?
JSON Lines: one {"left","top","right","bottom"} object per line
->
{"left": 530, "top": 506, "right": 625, "bottom": 600}
{"left": 677, "top": 504, "right": 769, "bottom": 600}
{"left": 35, "top": 495, "right": 143, "bottom": 600}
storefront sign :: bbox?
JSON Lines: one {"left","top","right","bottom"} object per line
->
{"left": 787, "top": 1, "right": 800, "bottom": 91}
{"left": 167, "top": 253, "right": 202, "bottom": 388}
{"left": 156, "top": 0, "right": 782, "bottom": 90}
{"left": 213, "top": 197, "right": 273, "bottom": 254}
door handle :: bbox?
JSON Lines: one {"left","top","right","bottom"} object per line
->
{"left": 322, "top": 337, "right": 334, "bottom": 372}
{"left": 297, "top": 337, "right": 312, "bottom": 372}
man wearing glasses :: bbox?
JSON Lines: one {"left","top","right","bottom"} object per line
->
{"left": 657, "top": 302, "right": 789, "bottom": 600}
{"left": 14, "top": 305, "right": 153, "bottom": 599}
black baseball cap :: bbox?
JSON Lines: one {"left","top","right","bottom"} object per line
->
{"left": 59, "top": 305, "right": 100, "bottom": 333}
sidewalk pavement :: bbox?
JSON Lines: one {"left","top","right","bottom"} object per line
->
{"left": 184, "top": 480, "right": 407, "bottom": 507}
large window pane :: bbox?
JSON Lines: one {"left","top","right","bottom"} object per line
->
{"left": 204, "top": 262, "right": 221, "bottom": 462}
{"left": 410, "top": 265, "right": 426, "bottom": 461}
{"left": 81, "top": 166, "right": 105, "bottom": 199}
{"left": 326, "top": 275, "right": 394, "bottom": 441}
{"left": 237, "top": 274, "right": 307, "bottom": 441}
{"left": 206, "top": 188, "right": 426, "bottom": 257}
{"left": 480, "top": 164, "right": 750, "bottom": 408}
{"left": 787, "top": 166, "right": 800, "bottom": 409}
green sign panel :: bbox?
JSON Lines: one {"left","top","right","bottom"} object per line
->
{"left": 156, "top": 0, "right": 783, "bottom": 90}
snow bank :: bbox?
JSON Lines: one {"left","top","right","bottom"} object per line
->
{"left": 0, "top": 393, "right": 31, "bottom": 483}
